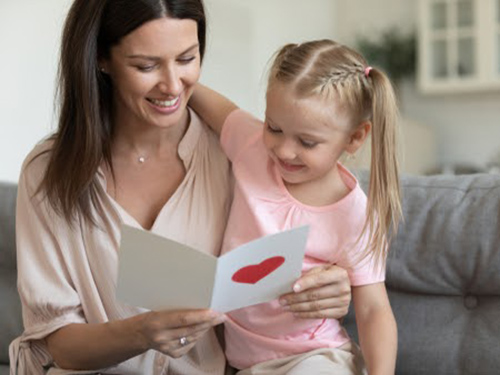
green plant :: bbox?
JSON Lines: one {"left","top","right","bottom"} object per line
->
{"left": 356, "top": 27, "right": 417, "bottom": 88}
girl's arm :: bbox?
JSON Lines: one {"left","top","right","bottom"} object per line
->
{"left": 189, "top": 83, "right": 239, "bottom": 136}
{"left": 352, "top": 283, "right": 397, "bottom": 375}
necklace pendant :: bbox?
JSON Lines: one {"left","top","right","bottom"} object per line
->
{"left": 138, "top": 156, "right": 145, "bottom": 163}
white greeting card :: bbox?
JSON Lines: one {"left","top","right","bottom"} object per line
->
{"left": 117, "top": 225, "right": 309, "bottom": 313}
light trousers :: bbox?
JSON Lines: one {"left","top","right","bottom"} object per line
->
{"left": 235, "top": 342, "right": 367, "bottom": 375}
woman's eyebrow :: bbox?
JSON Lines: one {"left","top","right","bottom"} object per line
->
{"left": 179, "top": 43, "right": 200, "bottom": 55}
{"left": 126, "top": 43, "right": 200, "bottom": 60}
{"left": 126, "top": 55, "right": 161, "bottom": 61}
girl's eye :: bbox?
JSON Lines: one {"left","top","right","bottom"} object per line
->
{"left": 266, "top": 122, "right": 282, "bottom": 133}
{"left": 300, "top": 139, "right": 317, "bottom": 148}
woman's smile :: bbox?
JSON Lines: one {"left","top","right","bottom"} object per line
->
{"left": 146, "top": 95, "right": 181, "bottom": 114}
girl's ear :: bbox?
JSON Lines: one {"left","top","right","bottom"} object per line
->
{"left": 345, "top": 121, "right": 371, "bottom": 154}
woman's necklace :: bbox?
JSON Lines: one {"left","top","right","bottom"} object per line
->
{"left": 135, "top": 148, "right": 148, "bottom": 164}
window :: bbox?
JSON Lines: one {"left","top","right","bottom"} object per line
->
{"left": 419, "top": 0, "right": 500, "bottom": 92}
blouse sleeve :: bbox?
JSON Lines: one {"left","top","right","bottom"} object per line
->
{"left": 16, "top": 151, "right": 86, "bottom": 343}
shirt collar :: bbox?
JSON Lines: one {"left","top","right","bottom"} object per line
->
{"left": 177, "top": 107, "right": 203, "bottom": 169}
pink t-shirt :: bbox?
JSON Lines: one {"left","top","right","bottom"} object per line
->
{"left": 220, "top": 109, "right": 385, "bottom": 370}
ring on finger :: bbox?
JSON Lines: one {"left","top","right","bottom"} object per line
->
{"left": 179, "top": 336, "right": 188, "bottom": 346}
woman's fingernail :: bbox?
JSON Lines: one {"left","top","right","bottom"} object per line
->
{"left": 293, "top": 284, "right": 301, "bottom": 292}
{"left": 279, "top": 298, "right": 287, "bottom": 306}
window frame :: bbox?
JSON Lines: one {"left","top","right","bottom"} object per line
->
{"left": 418, "top": 0, "right": 500, "bottom": 93}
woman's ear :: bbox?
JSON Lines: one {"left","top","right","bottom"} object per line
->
{"left": 98, "top": 58, "right": 109, "bottom": 75}
{"left": 345, "top": 121, "right": 371, "bottom": 154}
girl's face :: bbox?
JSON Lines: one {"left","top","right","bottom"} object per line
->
{"left": 263, "top": 82, "right": 355, "bottom": 187}
{"left": 101, "top": 16, "right": 201, "bottom": 130}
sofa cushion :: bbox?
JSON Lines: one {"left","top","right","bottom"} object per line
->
{"left": 0, "top": 269, "right": 22, "bottom": 365}
{"left": 0, "top": 182, "right": 22, "bottom": 365}
{"left": 344, "top": 173, "right": 500, "bottom": 375}
{"left": 0, "top": 182, "right": 17, "bottom": 270}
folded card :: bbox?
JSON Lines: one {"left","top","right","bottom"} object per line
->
{"left": 117, "top": 225, "right": 309, "bottom": 313}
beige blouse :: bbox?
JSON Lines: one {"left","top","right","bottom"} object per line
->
{"left": 9, "top": 110, "right": 232, "bottom": 375}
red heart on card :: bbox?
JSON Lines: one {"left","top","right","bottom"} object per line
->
{"left": 232, "top": 256, "right": 286, "bottom": 284}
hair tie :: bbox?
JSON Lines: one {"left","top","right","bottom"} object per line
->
{"left": 364, "top": 66, "right": 373, "bottom": 77}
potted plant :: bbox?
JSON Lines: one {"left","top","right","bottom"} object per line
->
{"left": 356, "top": 27, "right": 417, "bottom": 92}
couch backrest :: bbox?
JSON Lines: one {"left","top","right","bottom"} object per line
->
{"left": 344, "top": 173, "right": 500, "bottom": 375}
{"left": 0, "top": 181, "right": 23, "bottom": 366}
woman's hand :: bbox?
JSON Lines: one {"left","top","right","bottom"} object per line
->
{"left": 279, "top": 264, "right": 351, "bottom": 319}
{"left": 138, "top": 309, "right": 226, "bottom": 358}
{"left": 46, "top": 309, "right": 226, "bottom": 370}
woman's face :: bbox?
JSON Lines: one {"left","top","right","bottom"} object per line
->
{"left": 101, "top": 16, "right": 201, "bottom": 130}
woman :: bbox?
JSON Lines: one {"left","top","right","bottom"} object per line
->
{"left": 9, "top": 0, "right": 351, "bottom": 374}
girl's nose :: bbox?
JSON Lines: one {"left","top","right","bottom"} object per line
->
{"left": 274, "top": 139, "right": 297, "bottom": 161}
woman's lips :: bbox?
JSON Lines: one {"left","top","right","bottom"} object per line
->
{"left": 146, "top": 96, "right": 181, "bottom": 114}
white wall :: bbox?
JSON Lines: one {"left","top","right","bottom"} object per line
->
{"left": 202, "top": 0, "right": 338, "bottom": 117}
{"left": 335, "top": 0, "right": 500, "bottom": 171}
{"left": 0, "top": 0, "right": 72, "bottom": 182}
{"left": 3, "top": 0, "right": 498, "bottom": 182}
{"left": 402, "top": 83, "right": 500, "bottom": 169}
{"left": 335, "top": 0, "right": 417, "bottom": 43}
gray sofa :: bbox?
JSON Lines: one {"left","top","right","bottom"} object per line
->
{"left": 345, "top": 172, "right": 500, "bottom": 375}
{"left": 0, "top": 182, "right": 22, "bottom": 375}
{"left": 1, "top": 174, "right": 499, "bottom": 374}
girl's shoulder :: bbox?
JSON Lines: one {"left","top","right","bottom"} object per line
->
{"left": 338, "top": 164, "right": 368, "bottom": 203}
{"left": 220, "top": 109, "right": 264, "bottom": 162}
{"left": 224, "top": 109, "right": 263, "bottom": 131}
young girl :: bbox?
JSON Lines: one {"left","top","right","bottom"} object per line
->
{"left": 190, "top": 39, "right": 401, "bottom": 375}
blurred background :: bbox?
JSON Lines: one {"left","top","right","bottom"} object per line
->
{"left": 1, "top": 0, "right": 499, "bottom": 182}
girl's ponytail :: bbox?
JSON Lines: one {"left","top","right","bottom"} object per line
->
{"left": 266, "top": 39, "right": 402, "bottom": 265}
{"left": 364, "top": 67, "right": 402, "bottom": 265}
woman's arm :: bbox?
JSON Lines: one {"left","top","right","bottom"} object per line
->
{"left": 46, "top": 309, "right": 225, "bottom": 370}
{"left": 352, "top": 283, "right": 397, "bottom": 375}
{"left": 189, "top": 83, "right": 239, "bottom": 136}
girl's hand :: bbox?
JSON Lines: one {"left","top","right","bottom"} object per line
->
{"left": 137, "top": 309, "right": 226, "bottom": 358}
{"left": 279, "top": 264, "right": 351, "bottom": 319}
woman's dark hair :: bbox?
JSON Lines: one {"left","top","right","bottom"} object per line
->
{"left": 38, "top": 0, "right": 206, "bottom": 224}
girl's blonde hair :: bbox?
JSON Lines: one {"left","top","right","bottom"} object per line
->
{"left": 268, "top": 39, "right": 402, "bottom": 265}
